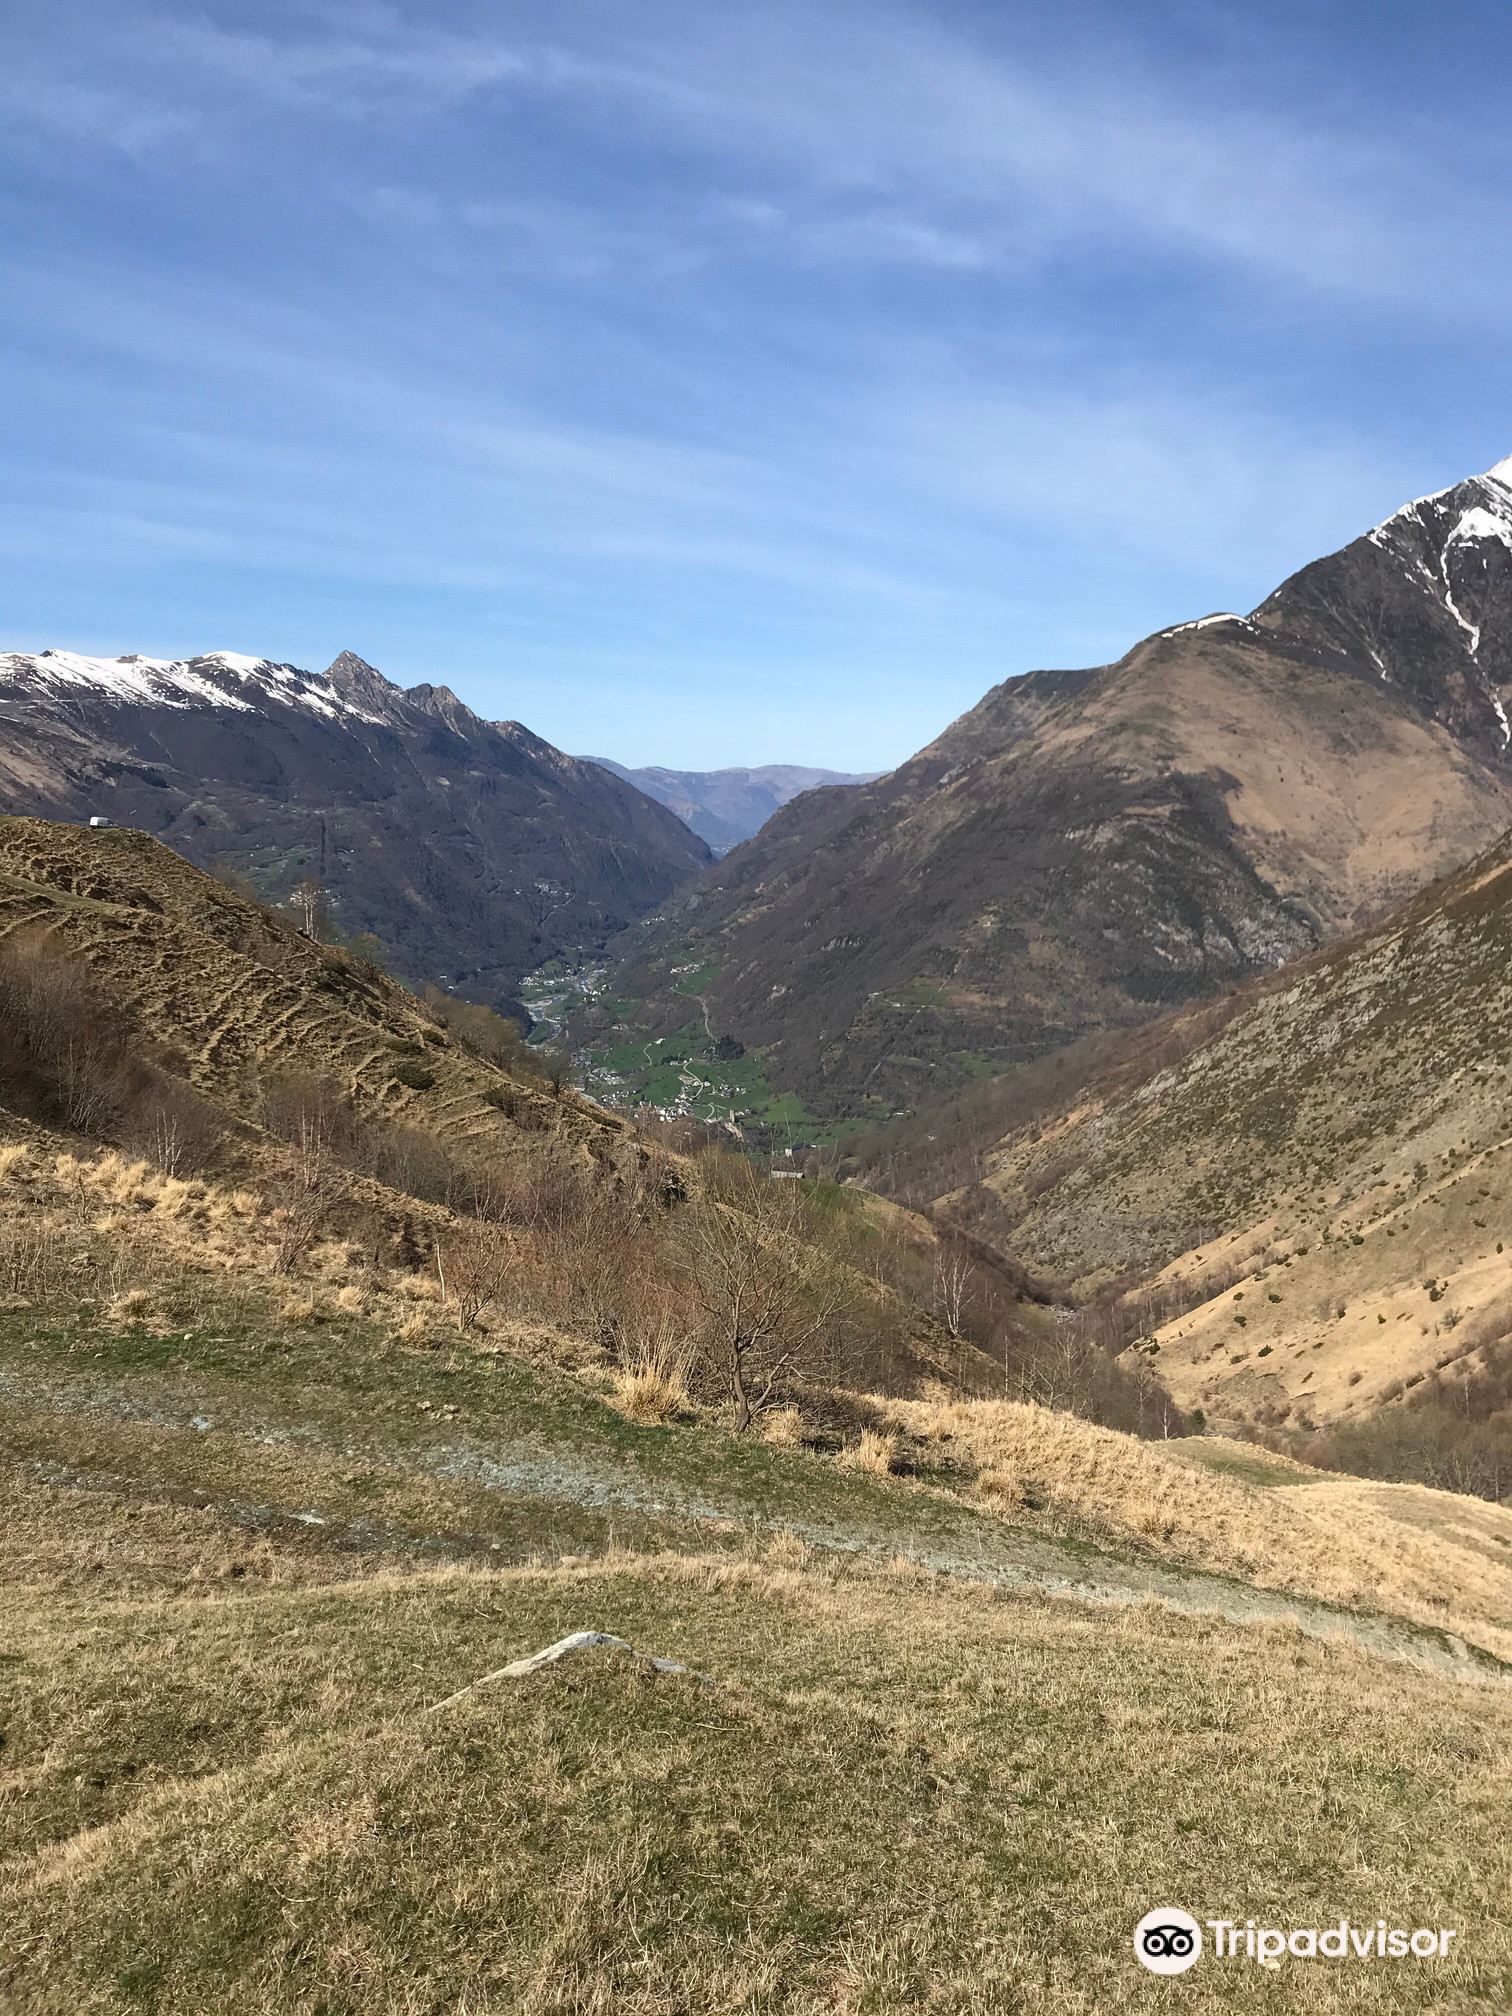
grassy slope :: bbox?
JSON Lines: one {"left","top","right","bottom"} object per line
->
{"left": 2, "top": 1492, "right": 1509, "bottom": 2014}
{"left": 1, "top": 1168, "right": 1509, "bottom": 2012}
{"left": 952, "top": 839, "right": 1512, "bottom": 1429}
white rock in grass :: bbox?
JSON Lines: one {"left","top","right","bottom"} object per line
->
{"left": 426, "top": 1631, "right": 708, "bottom": 1712}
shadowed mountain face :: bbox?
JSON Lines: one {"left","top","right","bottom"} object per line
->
{"left": 605, "top": 461, "right": 1512, "bottom": 1121}
{"left": 0, "top": 648, "right": 710, "bottom": 1008}
{"left": 583, "top": 759, "right": 879, "bottom": 853}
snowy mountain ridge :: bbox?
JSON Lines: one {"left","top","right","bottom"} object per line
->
{"left": 0, "top": 645, "right": 710, "bottom": 1008}
{"left": 1365, "top": 455, "right": 1512, "bottom": 680}
{"left": 0, "top": 648, "right": 391, "bottom": 725}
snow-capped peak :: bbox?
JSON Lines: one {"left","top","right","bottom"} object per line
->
{"left": 1352, "top": 458, "right": 1512, "bottom": 744}
{"left": 0, "top": 647, "right": 390, "bottom": 725}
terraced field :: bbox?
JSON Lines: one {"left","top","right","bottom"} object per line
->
{"left": 0, "top": 818, "right": 610, "bottom": 1155}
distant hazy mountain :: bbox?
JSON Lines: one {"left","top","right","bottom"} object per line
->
{"left": 0, "top": 646, "right": 710, "bottom": 1007}
{"left": 606, "top": 456, "right": 1512, "bottom": 1117}
{"left": 584, "top": 759, "right": 878, "bottom": 853}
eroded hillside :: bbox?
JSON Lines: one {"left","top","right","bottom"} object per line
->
{"left": 0, "top": 816, "right": 591, "bottom": 1151}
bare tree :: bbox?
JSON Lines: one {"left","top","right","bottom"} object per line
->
{"left": 1016, "top": 1309, "right": 1105, "bottom": 1414}
{"left": 120, "top": 1076, "right": 223, "bottom": 1177}
{"left": 267, "top": 1120, "right": 336, "bottom": 1275}
{"left": 932, "top": 1239, "right": 971, "bottom": 1340}
{"left": 291, "top": 878, "right": 328, "bottom": 941}
{"left": 436, "top": 1223, "right": 514, "bottom": 1329}
{"left": 678, "top": 1187, "right": 846, "bottom": 1431}
{"left": 268, "top": 1167, "right": 332, "bottom": 1275}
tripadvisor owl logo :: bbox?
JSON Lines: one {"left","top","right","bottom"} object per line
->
{"left": 1134, "top": 1907, "right": 1203, "bottom": 1975}
{"left": 1132, "top": 1907, "right": 1461, "bottom": 1971}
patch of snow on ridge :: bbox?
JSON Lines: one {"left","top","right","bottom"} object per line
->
{"left": 1447, "top": 506, "right": 1512, "bottom": 551}
{"left": 1369, "top": 454, "right": 1512, "bottom": 538}
{"left": 1362, "top": 466, "right": 1512, "bottom": 660}
{"left": 1162, "top": 613, "right": 1249, "bottom": 637}
{"left": 1440, "top": 508, "right": 1512, "bottom": 658}
{"left": 199, "top": 650, "right": 274, "bottom": 678}
{"left": 214, "top": 655, "right": 356, "bottom": 722}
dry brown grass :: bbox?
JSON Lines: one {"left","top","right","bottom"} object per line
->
{"left": 104, "top": 1285, "right": 157, "bottom": 1326}
{"left": 888, "top": 1392, "right": 1512, "bottom": 1661}
{"left": 611, "top": 1361, "right": 690, "bottom": 1424}
{"left": 6, "top": 1134, "right": 1511, "bottom": 1665}
{"left": 0, "top": 1507, "right": 1507, "bottom": 2014}
{"left": 839, "top": 1425, "right": 903, "bottom": 1478}
{"left": 953, "top": 841, "right": 1512, "bottom": 1453}
{"left": 758, "top": 1405, "right": 806, "bottom": 1450}
{"left": 609, "top": 1322, "right": 695, "bottom": 1423}
{"left": 0, "top": 1476, "right": 374, "bottom": 1595}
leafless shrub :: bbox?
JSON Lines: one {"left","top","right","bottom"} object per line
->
{"left": 0, "top": 1220, "right": 70, "bottom": 1300}
{"left": 360, "top": 1120, "right": 470, "bottom": 1208}
{"left": 0, "top": 929, "right": 136, "bottom": 1134}
{"left": 119, "top": 1075, "right": 224, "bottom": 1177}
{"left": 472, "top": 1158, "right": 589, "bottom": 1232}
{"left": 259, "top": 1071, "right": 353, "bottom": 1162}
{"left": 435, "top": 1224, "right": 514, "bottom": 1329}
{"left": 676, "top": 1177, "right": 848, "bottom": 1431}
{"left": 419, "top": 986, "right": 542, "bottom": 1079}
{"left": 266, "top": 1149, "right": 336, "bottom": 1277}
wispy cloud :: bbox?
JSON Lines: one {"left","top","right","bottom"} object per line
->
{"left": 146, "top": 13, "right": 568, "bottom": 111}
{"left": 16, "top": 0, "right": 1507, "bottom": 309}
{"left": 0, "top": 240, "right": 1414, "bottom": 609}
{"left": 3, "top": 1, "right": 1508, "bottom": 764}
{"left": 0, "top": 68, "right": 199, "bottom": 157}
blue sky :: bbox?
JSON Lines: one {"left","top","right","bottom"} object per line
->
{"left": 3, "top": 1, "right": 1510, "bottom": 769}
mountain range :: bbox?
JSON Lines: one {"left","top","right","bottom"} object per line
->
{"left": 0, "top": 645, "right": 710, "bottom": 1009}
{"left": 583, "top": 760, "right": 879, "bottom": 853}
{"left": 603, "top": 457, "right": 1512, "bottom": 1120}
